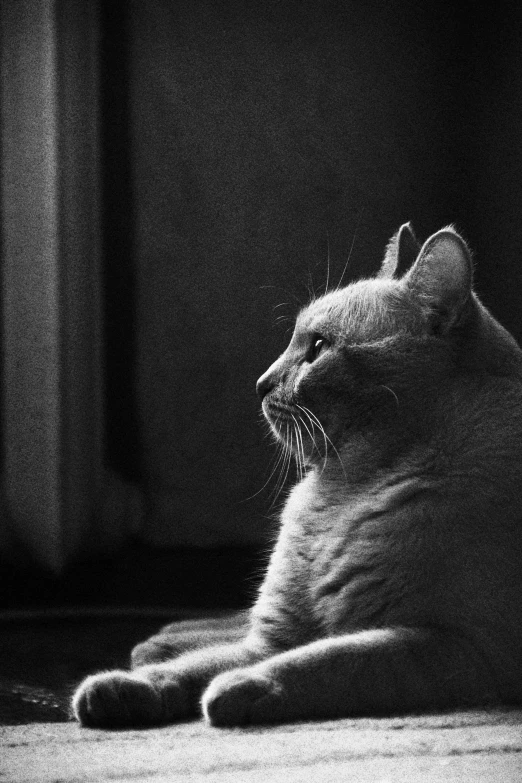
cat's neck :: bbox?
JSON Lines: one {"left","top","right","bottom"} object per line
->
{"left": 311, "top": 429, "right": 437, "bottom": 491}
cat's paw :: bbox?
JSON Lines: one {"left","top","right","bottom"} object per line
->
{"left": 202, "top": 668, "right": 284, "bottom": 727}
{"left": 72, "top": 670, "right": 164, "bottom": 728}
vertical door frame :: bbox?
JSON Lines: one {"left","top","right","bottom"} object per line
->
{"left": 1, "top": 1, "right": 140, "bottom": 572}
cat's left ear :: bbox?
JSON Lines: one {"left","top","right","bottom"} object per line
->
{"left": 379, "top": 222, "right": 421, "bottom": 279}
{"left": 403, "top": 226, "right": 473, "bottom": 334}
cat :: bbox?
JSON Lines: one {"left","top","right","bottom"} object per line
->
{"left": 73, "top": 223, "right": 522, "bottom": 727}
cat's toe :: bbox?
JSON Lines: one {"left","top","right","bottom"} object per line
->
{"left": 72, "top": 670, "right": 163, "bottom": 728}
{"left": 202, "top": 669, "right": 283, "bottom": 727}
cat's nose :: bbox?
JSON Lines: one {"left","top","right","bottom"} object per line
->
{"left": 256, "top": 372, "right": 275, "bottom": 400}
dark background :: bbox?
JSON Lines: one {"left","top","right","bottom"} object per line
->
{"left": 105, "top": 0, "right": 522, "bottom": 548}
{"left": 9, "top": 0, "right": 519, "bottom": 607}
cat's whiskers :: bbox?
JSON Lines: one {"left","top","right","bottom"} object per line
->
{"left": 295, "top": 412, "right": 319, "bottom": 458}
{"left": 260, "top": 284, "right": 302, "bottom": 309}
{"left": 242, "top": 419, "right": 290, "bottom": 503}
{"left": 296, "top": 404, "right": 329, "bottom": 475}
{"left": 296, "top": 404, "right": 347, "bottom": 479}
{"left": 274, "top": 314, "right": 292, "bottom": 326}
{"left": 294, "top": 408, "right": 329, "bottom": 477}
{"left": 281, "top": 424, "right": 295, "bottom": 495}
{"left": 289, "top": 414, "right": 302, "bottom": 480}
{"left": 272, "top": 302, "right": 294, "bottom": 329}
{"left": 297, "top": 420, "right": 307, "bottom": 480}
{"left": 266, "top": 426, "right": 288, "bottom": 508}
{"left": 291, "top": 414, "right": 307, "bottom": 481}
{"left": 267, "top": 419, "right": 297, "bottom": 510}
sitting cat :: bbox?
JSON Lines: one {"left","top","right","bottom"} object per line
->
{"left": 73, "top": 224, "right": 522, "bottom": 727}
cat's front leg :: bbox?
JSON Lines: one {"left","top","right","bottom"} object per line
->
{"left": 203, "top": 626, "right": 498, "bottom": 726}
{"left": 130, "top": 611, "right": 249, "bottom": 667}
{"left": 72, "top": 639, "right": 264, "bottom": 728}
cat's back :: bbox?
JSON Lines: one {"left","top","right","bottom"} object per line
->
{"left": 445, "top": 297, "right": 522, "bottom": 491}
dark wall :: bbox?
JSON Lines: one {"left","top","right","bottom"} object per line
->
{"left": 102, "top": 2, "right": 142, "bottom": 483}
{"left": 110, "top": 1, "right": 522, "bottom": 546}
{"left": 450, "top": 5, "right": 522, "bottom": 342}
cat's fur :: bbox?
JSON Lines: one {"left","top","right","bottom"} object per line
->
{"left": 73, "top": 224, "right": 522, "bottom": 727}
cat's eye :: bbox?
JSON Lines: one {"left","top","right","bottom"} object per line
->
{"left": 308, "top": 336, "right": 329, "bottom": 362}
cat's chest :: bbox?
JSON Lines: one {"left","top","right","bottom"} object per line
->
{"left": 283, "top": 473, "right": 399, "bottom": 557}
{"left": 281, "top": 474, "right": 423, "bottom": 632}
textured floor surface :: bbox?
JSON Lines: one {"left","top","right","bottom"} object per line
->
{"left": 3, "top": 709, "right": 522, "bottom": 782}
{"left": 1, "top": 611, "right": 521, "bottom": 782}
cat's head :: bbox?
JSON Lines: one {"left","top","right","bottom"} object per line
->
{"left": 257, "top": 224, "right": 479, "bottom": 468}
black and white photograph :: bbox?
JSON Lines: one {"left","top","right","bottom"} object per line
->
{"left": 1, "top": 1, "right": 522, "bottom": 780}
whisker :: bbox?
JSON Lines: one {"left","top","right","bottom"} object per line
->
{"left": 259, "top": 285, "right": 303, "bottom": 308}
{"left": 325, "top": 229, "right": 331, "bottom": 294}
{"left": 381, "top": 384, "right": 400, "bottom": 408}
{"left": 297, "top": 419, "right": 306, "bottom": 480}
{"left": 306, "top": 269, "right": 316, "bottom": 304}
{"left": 335, "top": 207, "right": 364, "bottom": 291}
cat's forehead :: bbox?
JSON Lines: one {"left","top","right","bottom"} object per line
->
{"left": 296, "top": 279, "right": 413, "bottom": 340}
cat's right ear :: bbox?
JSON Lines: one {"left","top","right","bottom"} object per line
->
{"left": 379, "top": 222, "right": 420, "bottom": 279}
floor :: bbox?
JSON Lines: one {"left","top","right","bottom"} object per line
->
{"left": 4, "top": 709, "right": 522, "bottom": 783}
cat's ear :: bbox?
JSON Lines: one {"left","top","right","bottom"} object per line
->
{"left": 403, "top": 226, "right": 473, "bottom": 334}
{"left": 379, "top": 222, "right": 420, "bottom": 279}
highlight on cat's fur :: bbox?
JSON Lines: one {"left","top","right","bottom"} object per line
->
{"left": 73, "top": 223, "right": 522, "bottom": 727}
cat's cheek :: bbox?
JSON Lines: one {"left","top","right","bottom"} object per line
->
{"left": 201, "top": 668, "right": 286, "bottom": 727}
